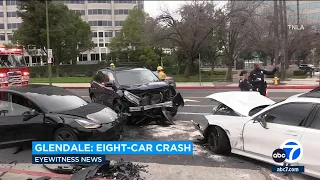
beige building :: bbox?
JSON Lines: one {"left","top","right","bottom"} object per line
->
{"left": 0, "top": 0, "right": 144, "bottom": 66}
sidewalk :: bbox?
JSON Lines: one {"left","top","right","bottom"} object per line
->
{"left": 31, "top": 79, "right": 320, "bottom": 89}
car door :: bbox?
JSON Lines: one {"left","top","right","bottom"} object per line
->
{"left": 100, "top": 70, "right": 117, "bottom": 107}
{"left": 0, "top": 92, "right": 45, "bottom": 149}
{"left": 242, "top": 102, "right": 315, "bottom": 162}
{"left": 298, "top": 105, "right": 320, "bottom": 177}
{"left": 91, "top": 70, "right": 107, "bottom": 103}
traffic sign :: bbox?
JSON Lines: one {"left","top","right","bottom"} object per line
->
{"left": 47, "top": 49, "right": 53, "bottom": 58}
{"left": 48, "top": 57, "right": 52, "bottom": 64}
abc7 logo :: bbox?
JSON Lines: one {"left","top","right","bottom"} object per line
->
{"left": 272, "top": 149, "right": 287, "bottom": 163}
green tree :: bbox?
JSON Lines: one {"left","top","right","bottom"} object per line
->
{"left": 12, "top": 0, "right": 93, "bottom": 76}
{"left": 109, "top": 6, "right": 161, "bottom": 68}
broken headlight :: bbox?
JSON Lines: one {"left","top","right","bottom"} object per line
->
{"left": 124, "top": 90, "right": 141, "bottom": 106}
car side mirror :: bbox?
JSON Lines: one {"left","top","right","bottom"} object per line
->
{"left": 22, "top": 109, "right": 39, "bottom": 121}
{"left": 257, "top": 114, "right": 268, "bottom": 129}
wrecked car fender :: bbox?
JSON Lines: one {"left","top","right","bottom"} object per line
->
{"left": 203, "top": 114, "right": 251, "bottom": 150}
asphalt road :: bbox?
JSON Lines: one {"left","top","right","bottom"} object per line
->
{"left": 0, "top": 89, "right": 315, "bottom": 180}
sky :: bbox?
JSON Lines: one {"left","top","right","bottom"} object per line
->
{"left": 144, "top": 1, "right": 227, "bottom": 18}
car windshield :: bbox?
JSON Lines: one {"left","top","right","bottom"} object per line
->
{"left": 25, "top": 92, "right": 88, "bottom": 112}
{"left": 115, "top": 69, "right": 160, "bottom": 86}
{"left": 0, "top": 55, "right": 26, "bottom": 67}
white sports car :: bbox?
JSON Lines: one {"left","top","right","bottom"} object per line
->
{"left": 192, "top": 90, "right": 320, "bottom": 179}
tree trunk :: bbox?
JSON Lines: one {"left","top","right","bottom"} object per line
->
{"left": 183, "top": 56, "right": 192, "bottom": 78}
{"left": 279, "top": 0, "right": 285, "bottom": 80}
{"left": 226, "top": 57, "right": 233, "bottom": 82}
{"left": 210, "top": 52, "right": 215, "bottom": 76}
{"left": 273, "top": 0, "right": 280, "bottom": 78}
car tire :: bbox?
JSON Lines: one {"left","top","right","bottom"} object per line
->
{"left": 53, "top": 127, "right": 79, "bottom": 141}
{"left": 113, "top": 99, "right": 133, "bottom": 125}
{"left": 207, "top": 126, "right": 231, "bottom": 155}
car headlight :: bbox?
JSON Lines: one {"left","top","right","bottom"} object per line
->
{"left": 124, "top": 90, "right": 140, "bottom": 105}
{"left": 75, "top": 119, "right": 101, "bottom": 129}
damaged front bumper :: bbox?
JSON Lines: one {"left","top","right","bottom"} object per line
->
{"left": 128, "top": 93, "right": 184, "bottom": 112}
{"left": 191, "top": 120, "right": 207, "bottom": 136}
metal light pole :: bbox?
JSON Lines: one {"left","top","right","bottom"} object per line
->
{"left": 199, "top": 53, "right": 201, "bottom": 86}
{"left": 46, "top": 0, "right": 52, "bottom": 85}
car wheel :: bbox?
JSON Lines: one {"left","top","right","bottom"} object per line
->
{"left": 207, "top": 126, "right": 231, "bottom": 155}
{"left": 53, "top": 127, "right": 79, "bottom": 141}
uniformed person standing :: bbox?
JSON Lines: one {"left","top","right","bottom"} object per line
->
{"left": 248, "top": 63, "right": 278, "bottom": 96}
{"left": 157, "top": 66, "right": 166, "bottom": 80}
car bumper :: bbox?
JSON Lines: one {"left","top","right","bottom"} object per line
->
{"left": 128, "top": 93, "right": 184, "bottom": 112}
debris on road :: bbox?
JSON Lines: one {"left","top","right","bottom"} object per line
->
{"left": 43, "top": 159, "right": 148, "bottom": 180}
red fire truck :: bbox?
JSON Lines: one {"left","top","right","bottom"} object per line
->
{"left": 0, "top": 45, "right": 29, "bottom": 87}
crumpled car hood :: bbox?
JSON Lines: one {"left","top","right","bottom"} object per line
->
{"left": 206, "top": 91, "right": 275, "bottom": 116}
{"left": 126, "top": 82, "right": 169, "bottom": 92}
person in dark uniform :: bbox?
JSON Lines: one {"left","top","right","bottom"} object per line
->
{"left": 239, "top": 70, "right": 251, "bottom": 91}
{"left": 248, "top": 63, "right": 278, "bottom": 96}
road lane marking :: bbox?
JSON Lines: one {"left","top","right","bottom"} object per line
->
{"left": 184, "top": 105, "right": 215, "bottom": 107}
{"left": 184, "top": 99, "right": 200, "bottom": 102}
{"left": 177, "top": 112, "right": 209, "bottom": 115}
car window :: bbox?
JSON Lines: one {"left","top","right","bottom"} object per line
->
{"left": 0, "top": 92, "right": 38, "bottom": 117}
{"left": 262, "top": 103, "right": 314, "bottom": 126}
{"left": 310, "top": 108, "right": 320, "bottom": 130}
{"left": 93, "top": 71, "right": 105, "bottom": 83}
{"left": 102, "top": 70, "right": 115, "bottom": 82}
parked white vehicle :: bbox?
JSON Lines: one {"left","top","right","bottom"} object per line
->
{"left": 192, "top": 90, "right": 320, "bottom": 179}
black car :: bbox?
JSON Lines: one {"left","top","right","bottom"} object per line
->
{"left": 89, "top": 67, "right": 184, "bottom": 125}
{"left": 0, "top": 85, "right": 124, "bottom": 149}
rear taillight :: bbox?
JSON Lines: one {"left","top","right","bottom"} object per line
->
{"left": 23, "top": 72, "right": 29, "bottom": 76}
{"left": 0, "top": 73, "right": 6, "bottom": 78}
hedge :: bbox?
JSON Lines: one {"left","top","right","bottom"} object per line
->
{"left": 28, "top": 64, "right": 228, "bottom": 78}
{"left": 293, "top": 70, "right": 307, "bottom": 76}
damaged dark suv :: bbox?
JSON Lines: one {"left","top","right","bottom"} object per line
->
{"left": 89, "top": 67, "right": 184, "bottom": 125}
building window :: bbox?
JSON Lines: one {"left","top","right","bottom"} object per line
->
{"left": 92, "top": 32, "right": 97, "bottom": 38}
{"left": 6, "top": 0, "right": 18, "bottom": 6}
{"left": 0, "top": 1, "right": 3, "bottom": 5}
{"left": 114, "top": 21, "right": 124, "bottom": 26}
{"left": 105, "top": 43, "right": 109, "bottom": 47}
{"left": 99, "top": 43, "right": 104, "bottom": 47}
{"left": 88, "top": 9, "right": 111, "bottom": 15}
{"left": 115, "top": 30, "right": 120, "bottom": 37}
{"left": 0, "top": 12, "right": 3, "bottom": 17}
{"left": 114, "top": 0, "right": 136, "bottom": 4}
{"left": 114, "top": 9, "right": 129, "bottom": 15}
{"left": 0, "top": 34, "right": 5, "bottom": 41}
{"left": 98, "top": 32, "right": 103, "bottom": 37}
{"left": 91, "top": 54, "right": 99, "bottom": 61}
{"left": 287, "top": 4, "right": 307, "bottom": 10}
{"left": 79, "top": 54, "right": 88, "bottom": 61}
{"left": 7, "top": 11, "right": 17, "bottom": 17}
{"left": 71, "top": 10, "right": 85, "bottom": 16}
{"left": 310, "top": 2, "right": 320, "bottom": 9}
{"left": 104, "top": 31, "right": 113, "bottom": 37}
{"left": 63, "top": 0, "right": 85, "bottom": 4}
{"left": 7, "top": 23, "right": 21, "bottom": 29}
{"left": 88, "top": 0, "right": 111, "bottom": 3}
{"left": 88, "top": 21, "right": 112, "bottom": 26}
{"left": 310, "top": 13, "right": 320, "bottom": 19}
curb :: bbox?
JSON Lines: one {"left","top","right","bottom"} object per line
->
{"left": 63, "top": 86, "right": 318, "bottom": 90}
